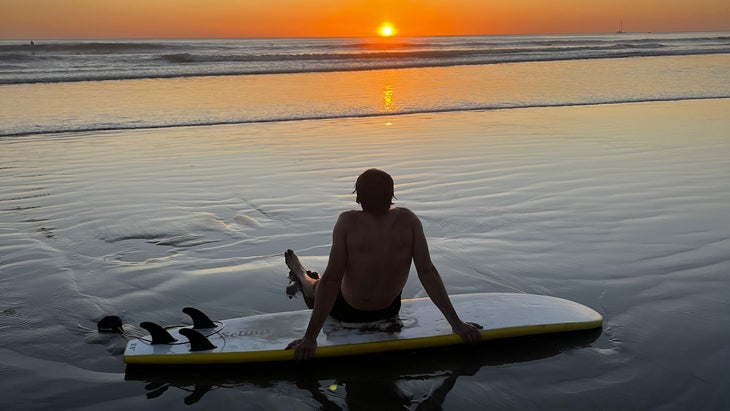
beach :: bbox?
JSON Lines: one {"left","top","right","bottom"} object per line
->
{"left": 1, "top": 34, "right": 729, "bottom": 409}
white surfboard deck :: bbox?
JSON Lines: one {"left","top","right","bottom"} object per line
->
{"left": 123, "top": 293, "right": 602, "bottom": 365}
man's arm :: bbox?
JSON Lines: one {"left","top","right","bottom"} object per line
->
{"left": 286, "top": 213, "right": 348, "bottom": 360}
{"left": 410, "top": 211, "right": 483, "bottom": 344}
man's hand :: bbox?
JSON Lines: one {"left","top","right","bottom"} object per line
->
{"left": 452, "top": 321, "right": 483, "bottom": 344}
{"left": 286, "top": 335, "right": 317, "bottom": 360}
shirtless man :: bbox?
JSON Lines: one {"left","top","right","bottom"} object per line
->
{"left": 285, "top": 169, "right": 483, "bottom": 360}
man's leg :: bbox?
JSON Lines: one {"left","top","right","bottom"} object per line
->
{"left": 285, "top": 249, "right": 318, "bottom": 308}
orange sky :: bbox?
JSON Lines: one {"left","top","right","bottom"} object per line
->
{"left": 1, "top": 0, "right": 729, "bottom": 39}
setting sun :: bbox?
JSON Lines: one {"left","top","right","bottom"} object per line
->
{"left": 378, "top": 22, "right": 396, "bottom": 37}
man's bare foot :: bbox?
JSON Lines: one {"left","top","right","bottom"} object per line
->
{"left": 285, "top": 249, "right": 307, "bottom": 279}
{"left": 285, "top": 250, "right": 319, "bottom": 303}
{"left": 285, "top": 249, "right": 306, "bottom": 298}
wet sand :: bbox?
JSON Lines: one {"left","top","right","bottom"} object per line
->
{"left": 1, "top": 99, "right": 729, "bottom": 410}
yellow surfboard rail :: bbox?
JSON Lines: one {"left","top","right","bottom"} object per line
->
{"left": 123, "top": 317, "right": 602, "bottom": 365}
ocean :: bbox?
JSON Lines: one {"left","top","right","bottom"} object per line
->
{"left": 3, "top": 32, "right": 730, "bottom": 84}
{"left": 1, "top": 33, "right": 729, "bottom": 410}
{"left": 2, "top": 32, "right": 730, "bottom": 136}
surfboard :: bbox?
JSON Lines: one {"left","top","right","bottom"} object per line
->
{"left": 123, "top": 293, "right": 602, "bottom": 365}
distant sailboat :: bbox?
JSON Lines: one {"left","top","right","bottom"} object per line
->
{"left": 616, "top": 20, "right": 625, "bottom": 34}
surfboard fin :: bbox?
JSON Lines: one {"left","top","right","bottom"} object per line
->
{"left": 182, "top": 307, "right": 216, "bottom": 329}
{"left": 140, "top": 321, "right": 178, "bottom": 344}
{"left": 179, "top": 328, "right": 217, "bottom": 352}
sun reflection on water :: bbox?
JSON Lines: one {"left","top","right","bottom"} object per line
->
{"left": 383, "top": 84, "right": 394, "bottom": 112}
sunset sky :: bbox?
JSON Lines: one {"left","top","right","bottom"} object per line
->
{"left": 2, "top": 0, "right": 729, "bottom": 39}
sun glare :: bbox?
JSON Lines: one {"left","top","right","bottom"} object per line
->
{"left": 378, "top": 23, "right": 395, "bottom": 37}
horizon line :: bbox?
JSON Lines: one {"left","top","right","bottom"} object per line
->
{"left": 2, "top": 29, "right": 729, "bottom": 42}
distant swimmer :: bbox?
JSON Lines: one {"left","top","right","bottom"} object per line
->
{"left": 30, "top": 40, "right": 35, "bottom": 55}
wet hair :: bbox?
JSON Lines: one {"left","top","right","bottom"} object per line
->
{"left": 354, "top": 169, "right": 395, "bottom": 215}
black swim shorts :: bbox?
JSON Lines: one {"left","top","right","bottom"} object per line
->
{"left": 329, "top": 292, "right": 401, "bottom": 323}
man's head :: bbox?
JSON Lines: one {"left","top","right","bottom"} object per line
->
{"left": 355, "top": 168, "right": 394, "bottom": 215}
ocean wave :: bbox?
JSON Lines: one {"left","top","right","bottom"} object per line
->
{"left": 388, "top": 36, "right": 724, "bottom": 52}
{"left": 3, "top": 47, "right": 729, "bottom": 85}
{"left": 0, "top": 53, "right": 34, "bottom": 62}
{"left": 156, "top": 43, "right": 683, "bottom": 64}
{"left": 160, "top": 53, "right": 197, "bottom": 63}
{"left": 1, "top": 35, "right": 726, "bottom": 56}
{"left": 2, "top": 33, "right": 729, "bottom": 84}
{"left": 2, "top": 34, "right": 727, "bottom": 54}
{"left": 2, "top": 95, "right": 728, "bottom": 138}
{"left": 0, "top": 41, "right": 176, "bottom": 54}
{"left": 617, "top": 42, "right": 665, "bottom": 49}
{"left": 334, "top": 35, "right": 730, "bottom": 50}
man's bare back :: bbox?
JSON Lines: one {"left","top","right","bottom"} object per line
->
{"left": 337, "top": 208, "right": 414, "bottom": 310}
{"left": 284, "top": 169, "right": 482, "bottom": 360}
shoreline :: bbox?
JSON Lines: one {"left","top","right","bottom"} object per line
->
{"left": 3, "top": 95, "right": 730, "bottom": 140}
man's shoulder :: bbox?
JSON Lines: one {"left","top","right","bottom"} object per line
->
{"left": 393, "top": 206, "right": 415, "bottom": 215}
{"left": 335, "top": 210, "right": 361, "bottom": 226}
{"left": 391, "top": 207, "right": 419, "bottom": 220}
{"left": 338, "top": 210, "right": 360, "bottom": 219}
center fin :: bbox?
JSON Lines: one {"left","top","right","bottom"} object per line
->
{"left": 182, "top": 307, "right": 216, "bottom": 329}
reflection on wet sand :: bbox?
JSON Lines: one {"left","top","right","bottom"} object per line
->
{"left": 126, "top": 329, "right": 600, "bottom": 408}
